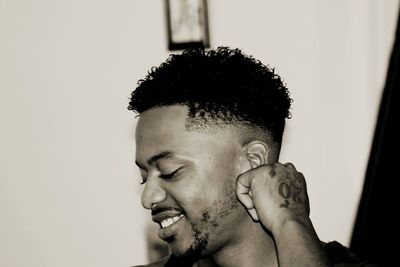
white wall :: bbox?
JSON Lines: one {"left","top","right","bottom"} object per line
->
{"left": 0, "top": 1, "right": 398, "bottom": 266}
{"left": 208, "top": 0, "right": 399, "bottom": 246}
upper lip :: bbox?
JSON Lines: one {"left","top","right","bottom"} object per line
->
{"left": 152, "top": 209, "right": 184, "bottom": 225}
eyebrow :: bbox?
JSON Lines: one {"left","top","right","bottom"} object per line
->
{"left": 135, "top": 151, "right": 175, "bottom": 168}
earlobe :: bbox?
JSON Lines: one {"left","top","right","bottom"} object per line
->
{"left": 245, "top": 141, "right": 269, "bottom": 169}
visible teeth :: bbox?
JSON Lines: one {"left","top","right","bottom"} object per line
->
{"left": 160, "top": 215, "right": 184, "bottom": 229}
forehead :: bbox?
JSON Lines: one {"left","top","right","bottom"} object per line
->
{"left": 135, "top": 105, "right": 238, "bottom": 163}
{"left": 135, "top": 105, "right": 189, "bottom": 146}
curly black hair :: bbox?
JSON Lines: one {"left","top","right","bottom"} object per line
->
{"left": 128, "top": 47, "right": 292, "bottom": 144}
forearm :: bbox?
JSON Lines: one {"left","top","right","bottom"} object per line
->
{"left": 273, "top": 218, "right": 332, "bottom": 267}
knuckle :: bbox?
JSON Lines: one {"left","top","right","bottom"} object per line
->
{"left": 284, "top": 162, "right": 295, "bottom": 169}
{"left": 298, "top": 173, "right": 307, "bottom": 186}
{"left": 296, "top": 171, "right": 305, "bottom": 181}
{"left": 236, "top": 172, "right": 245, "bottom": 180}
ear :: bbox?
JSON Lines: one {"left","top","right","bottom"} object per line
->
{"left": 244, "top": 141, "right": 269, "bottom": 169}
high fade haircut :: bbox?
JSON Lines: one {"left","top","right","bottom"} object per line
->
{"left": 128, "top": 47, "right": 292, "bottom": 145}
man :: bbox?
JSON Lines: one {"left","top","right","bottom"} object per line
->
{"left": 129, "top": 47, "right": 372, "bottom": 267}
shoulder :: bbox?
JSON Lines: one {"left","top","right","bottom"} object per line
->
{"left": 323, "top": 241, "right": 378, "bottom": 267}
{"left": 132, "top": 256, "right": 170, "bottom": 267}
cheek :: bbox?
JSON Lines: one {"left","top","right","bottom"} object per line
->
{"left": 167, "top": 174, "right": 209, "bottom": 205}
{"left": 172, "top": 175, "right": 224, "bottom": 217}
{"left": 214, "top": 148, "right": 244, "bottom": 180}
{"left": 171, "top": 152, "right": 241, "bottom": 217}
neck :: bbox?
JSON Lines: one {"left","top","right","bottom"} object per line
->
{"left": 195, "top": 215, "right": 278, "bottom": 267}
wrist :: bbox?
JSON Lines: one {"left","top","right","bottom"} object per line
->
{"left": 271, "top": 217, "right": 332, "bottom": 267}
{"left": 270, "top": 215, "right": 315, "bottom": 238}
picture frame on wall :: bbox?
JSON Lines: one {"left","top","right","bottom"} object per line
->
{"left": 165, "top": 0, "right": 210, "bottom": 51}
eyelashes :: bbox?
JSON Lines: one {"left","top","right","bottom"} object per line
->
{"left": 139, "top": 167, "right": 183, "bottom": 185}
{"left": 159, "top": 167, "right": 182, "bottom": 180}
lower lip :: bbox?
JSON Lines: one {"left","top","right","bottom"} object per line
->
{"left": 158, "top": 216, "right": 185, "bottom": 241}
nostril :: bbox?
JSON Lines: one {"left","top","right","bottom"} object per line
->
{"left": 141, "top": 181, "right": 167, "bottom": 210}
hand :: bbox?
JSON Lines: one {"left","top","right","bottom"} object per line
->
{"left": 236, "top": 162, "right": 310, "bottom": 233}
{"left": 237, "top": 163, "right": 332, "bottom": 266}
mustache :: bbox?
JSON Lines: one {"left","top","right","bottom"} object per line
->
{"left": 151, "top": 207, "right": 184, "bottom": 216}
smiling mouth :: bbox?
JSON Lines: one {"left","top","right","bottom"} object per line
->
{"left": 160, "top": 214, "right": 184, "bottom": 229}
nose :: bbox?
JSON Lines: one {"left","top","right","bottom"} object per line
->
{"left": 141, "top": 176, "right": 167, "bottom": 209}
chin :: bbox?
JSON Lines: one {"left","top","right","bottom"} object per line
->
{"left": 169, "top": 231, "right": 209, "bottom": 261}
{"left": 168, "top": 241, "right": 187, "bottom": 256}
{"left": 168, "top": 235, "right": 194, "bottom": 256}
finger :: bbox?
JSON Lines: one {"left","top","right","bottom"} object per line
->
{"left": 284, "top": 162, "right": 297, "bottom": 171}
{"left": 236, "top": 173, "right": 255, "bottom": 210}
{"left": 236, "top": 188, "right": 255, "bottom": 210}
{"left": 295, "top": 171, "right": 305, "bottom": 187}
{"left": 247, "top": 208, "right": 260, "bottom": 222}
{"left": 297, "top": 172, "right": 310, "bottom": 215}
{"left": 237, "top": 173, "right": 260, "bottom": 222}
{"left": 284, "top": 162, "right": 298, "bottom": 180}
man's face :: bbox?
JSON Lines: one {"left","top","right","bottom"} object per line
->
{"left": 135, "top": 105, "right": 248, "bottom": 259}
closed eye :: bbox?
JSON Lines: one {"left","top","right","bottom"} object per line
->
{"left": 159, "top": 167, "right": 182, "bottom": 180}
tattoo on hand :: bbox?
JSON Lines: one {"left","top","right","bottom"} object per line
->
{"left": 280, "top": 199, "right": 290, "bottom": 208}
{"left": 292, "top": 175, "right": 304, "bottom": 204}
{"left": 278, "top": 179, "right": 304, "bottom": 208}
{"left": 292, "top": 190, "right": 303, "bottom": 203}
{"left": 278, "top": 182, "right": 291, "bottom": 208}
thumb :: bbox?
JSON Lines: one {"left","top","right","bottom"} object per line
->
{"left": 236, "top": 172, "right": 260, "bottom": 221}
